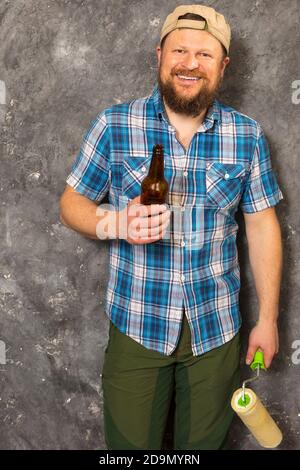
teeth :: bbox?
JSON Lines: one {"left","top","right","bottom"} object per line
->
{"left": 177, "top": 75, "right": 200, "bottom": 80}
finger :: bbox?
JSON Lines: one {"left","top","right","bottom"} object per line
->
{"left": 264, "top": 356, "right": 272, "bottom": 369}
{"left": 128, "top": 204, "right": 168, "bottom": 220}
{"left": 128, "top": 237, "right": 154, "bottom": 245}
{"left": 131, "top": 225, "right": 168, "bottom": 244}
{"left": 276, "top": 335, "right": 279, "bottom": 354}
{"left": 264, "top": 350, "right": 276, "bottom": 369}
{"left": 129, "top": 195, "right": 141, "bottom": 204}
{"left": 157, "top": 223, "right": 170, "bottom": 240}
{"left": 150, "top": 218, "right": 171, "bottom": 240}
{"left": 128, "top": 203, "right": 148, "bottom": 218}
{"left": 140, "top": 204, "right": 169, "bottom": 218}
{"left": 139, "top": 217, "right": 170, "bottom": 238}
{"left": 140, "top": 216, "right": 170, "bottom": 239}
{"left": 134, "top": 211, "right": 169, "bottom": 233}
{"left": 139, "top": 210, "right": 170, "bottom": 229}
{"left": 246, "top": 344, "right": 257, "bottom": 365}
{"left": 127, "top": 210, "right": 170, "bottom": 243}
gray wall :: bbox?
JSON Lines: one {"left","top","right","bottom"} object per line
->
{"left": 0, "top": 0, "right": 299, "bottom": 450}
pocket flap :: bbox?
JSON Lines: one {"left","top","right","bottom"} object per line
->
{"left": 123, "top": 155, "right": 150, "bottom": 177}
{"left": 207, "top": 162, "right": 247, "bottom": 179}
{"left": 121, "top": 155, "right": 151, "bottom": 202}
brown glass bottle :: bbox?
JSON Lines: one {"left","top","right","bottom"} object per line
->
{"left": 140, "top": 144, "right": 169, "bottom": 205}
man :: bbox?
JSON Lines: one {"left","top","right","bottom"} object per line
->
{"left": 59, "top": 5, "right": 284, "bottom": 450}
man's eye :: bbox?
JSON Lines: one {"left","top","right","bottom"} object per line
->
{"left": 175, "top": 49, "right": 185, "bottom": 53}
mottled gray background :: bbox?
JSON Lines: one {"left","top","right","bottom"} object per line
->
{"left": 0, "top": 0, "right": 299, "bottom": 450}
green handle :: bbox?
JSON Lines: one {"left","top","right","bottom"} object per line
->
{"left": 250, "top": 350, "right": 266, "bottom": 371}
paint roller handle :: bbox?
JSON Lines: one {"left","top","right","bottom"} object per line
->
{"left": 250, "top": 350, "right": 266, "bottom": 371}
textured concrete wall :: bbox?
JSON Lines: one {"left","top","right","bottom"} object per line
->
{"left": 0, "top": 0, "right": 299, "bottom": 450}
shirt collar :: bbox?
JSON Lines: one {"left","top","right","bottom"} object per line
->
{"left": 150, "top": 83, "right": 221, "bottom": 131}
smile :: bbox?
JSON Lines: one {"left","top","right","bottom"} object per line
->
{"left": 175, "top": 74, "right": 202, "bottom": 84}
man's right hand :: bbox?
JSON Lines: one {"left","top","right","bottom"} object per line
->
{"left": 118, "top": 196, "right": 171, "bottom": 245}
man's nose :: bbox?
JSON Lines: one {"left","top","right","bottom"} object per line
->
{"left": 181, "top": 52, "right": 199, "bottom": 69}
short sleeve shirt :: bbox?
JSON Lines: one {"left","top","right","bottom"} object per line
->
{"left": 66, "top": 84, "right": 284, "bottom": 356}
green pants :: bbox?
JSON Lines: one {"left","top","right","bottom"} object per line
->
{"left": 101, "top": 311, "right": 240, "bottom": 450}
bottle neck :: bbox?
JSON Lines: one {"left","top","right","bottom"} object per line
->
{"left": 148, "top": 150, "right": 164, "bottom": 179}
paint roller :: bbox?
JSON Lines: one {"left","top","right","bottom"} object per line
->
{"left": 231, "top": 350, "right": 283, "bottom": 448}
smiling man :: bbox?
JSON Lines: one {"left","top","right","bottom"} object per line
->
{"left": 157, "top": 23, "right": 229, "bottom": 122}
{"left": 60, "top": 5, "right": 284, "bottom": 450}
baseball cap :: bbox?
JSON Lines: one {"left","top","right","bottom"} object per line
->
{"left": 160, "top": 4, "right": 231, "bottom": 54}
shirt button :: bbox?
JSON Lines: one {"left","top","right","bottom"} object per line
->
{"left": 181, "top": 274, "right": 185, "bottom": 282}
{"left": 224, "top": 173, "right": 230, "bottom": 180}
{"left": 141, "top": 166, "right": 146, "bottom": 173}
{"left": 183, "top": 171, "right": 188, "bottom": 177}
{"left": 181, "top": 206, "right": 185, "bottom": 212}
{"left": 181, "top": 240, "right": 185, "bottom": 247}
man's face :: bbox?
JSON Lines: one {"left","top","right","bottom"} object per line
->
{"left": 156, "top": 29, "right": 230, "bottom": 117}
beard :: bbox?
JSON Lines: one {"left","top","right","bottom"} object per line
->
{"left": 157, "top": 65, "right": 222, "bottom": 118}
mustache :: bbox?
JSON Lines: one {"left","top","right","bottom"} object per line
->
{"left": 171, "top": 70, "right": 207, "bottom": 79}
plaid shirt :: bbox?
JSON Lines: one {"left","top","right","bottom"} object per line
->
{"left": 66, "top": 84, "right": 284, "bottom": 356}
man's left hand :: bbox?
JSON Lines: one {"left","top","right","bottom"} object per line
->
{"left": 246, "top": 318, "right": 279, "bottom": 368}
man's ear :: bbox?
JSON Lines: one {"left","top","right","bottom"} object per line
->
{"left": 156, "top": 46, "right": 162, "bottom": 66}
{"left": 220, "top": 56, "right": 230, "bottom": 78}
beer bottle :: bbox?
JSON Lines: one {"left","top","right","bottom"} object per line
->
{"left": 140, "top": 144, "right": 169, "bottom": 205}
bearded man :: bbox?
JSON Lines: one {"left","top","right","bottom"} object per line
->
{"left": 60, "top": 5, "right": 284, "bottom": 450}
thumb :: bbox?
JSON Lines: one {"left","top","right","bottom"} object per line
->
{"left": 127, "top": 195, "right": 141, "bottom": 209}
{"left": 131, "top": 195, "right": 141, "bottom": 204}
{"left": 127, "top": 195, "right": 142, "bottom": 213}
{"left": 246, "top": 343, "right": 257, "bottom": 365}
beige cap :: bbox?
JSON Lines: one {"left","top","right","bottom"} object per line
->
{"left": 160, "top": 4, "right": 231, "bottom": 54}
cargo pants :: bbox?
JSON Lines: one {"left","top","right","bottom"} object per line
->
{"left": 101, "top": 310, "right": 241, "bottom": 450}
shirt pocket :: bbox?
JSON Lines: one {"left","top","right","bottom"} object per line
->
{"left": 121, "top": 154, "right": 150, "bottom": 202}
{"left": 205, "top": 162, "right": 248, "bottom": 210}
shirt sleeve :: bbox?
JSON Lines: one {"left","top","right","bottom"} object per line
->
{"left": 239, "top": 125, "right": 284, "bottom": 213}
{"left": 66, "top": 110, "right": 110, "bottom": 202}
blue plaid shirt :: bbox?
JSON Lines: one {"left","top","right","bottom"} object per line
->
{"left": 66, "top": 84, "right": 284, "bottom": 356}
